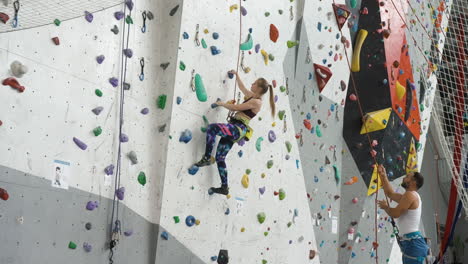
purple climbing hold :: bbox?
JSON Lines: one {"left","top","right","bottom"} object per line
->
{"left": 141, "top": 108, "right": 149, "bottom": 115}
{"left": 240, "top": 6, "right": 247, "bottom": 16}
{"left": 114, "top": 11, "right": 124, "bottom": 20}
{"left": 92, "top": 106, "right": 104, "bottom": 115}
{"left": 268, "top": 130, "right": 276, "bottom": 143}
{"left": 237, "top": 138, "right": 246, "bottom": 146}
{"left": 255, "top": 44, "right": 261, "bottom": 53}
{"left": 86, "top": 201, "right": 98, "bottom": 211}
{"left": 274, "top": 95, "right": 278, "bottom": 103}
{"left": 120, "top": 133, "right": 129, "bottom": 143}
{"left": 285, "top": 154, "right": 290, "bottom": 160}
{"left": 84, "top": 11, "right": 93, "bottom": 23}
{"left": 109, "top": 77, "right": 119, "bottom": 87}
{"left": 96, "top": 55, "right": 105, "bottom": 64}
{"left": 116, "top": 187, "right": 125, "bottom": 200}
{"left": 125, "top": 0, "right": 134, "bottom": 11}
{"left": 104, "top": 164, "right": 114, "bottom": 175}
{"left": 123, "top": 49, "right": 133, "bottom": 58}
{"left": 83, "top": 242, "right": 92, "bottom": 253}
{"left": 124, "top": 230, "right": 133, "bottom": 236}
{"left": 259, "top": 186, "right": 266, "bottom": 195}
{"left": 73, "top": 137, "right": 87, "bottom": 150}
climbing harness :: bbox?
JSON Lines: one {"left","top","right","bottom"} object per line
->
{"left": 190, "top": 69, "right": 196, "bottom": 91}
{"left": 306, "top": 47, "right": 312, "bottom": 64}
{"left": 195, "top": 24, "right": 201, "bottom": 46}
{"left": 12, "top": 0, "right": 19, "bottom": 28}
{"left": 139, "top": 58, "right": 145, "bottom": 81}
{"left": 141, "top": 11, "right": 147, "bottom": 33}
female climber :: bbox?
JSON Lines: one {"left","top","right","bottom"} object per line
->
{"left": 194, "top": 70, "right": 276, "bottom": 195}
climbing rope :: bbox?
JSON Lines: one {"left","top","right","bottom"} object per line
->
{"left": 227, "top": 0, "right": 243, "bottom": 122}
{"left": 109, "top": 1, "right": 133, "bottom": 263}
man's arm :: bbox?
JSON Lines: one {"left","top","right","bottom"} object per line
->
{"left": 231, "top": 71, "right": 254, "bottom": 98}
{"left": 379, "top": 192, "right": 416, "bottom": 218}
{"left": 378, "top": 165, "right": 403, "bottom": 202}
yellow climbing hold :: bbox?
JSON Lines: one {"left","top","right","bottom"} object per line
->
{"left": 360, "top": 108, "right": 392, "bottom": 134}
{"left": 241, "top": 227, "right": 245, "bottom": 232}
{"left": 272, "top": 122, "right": 276, "bottom": 127}
{"left": 203, "top": 29, "right": 209, "bottom": 34}
{"left": 195, "top": 219, "right": 201, "bottom": 225}
{"left": 230, "top": 4, "right": 238, "bottom": 12}
{"left": 351, "top": 29, "right": 368, "bottom": 72}
{"left": 395, "top": 80, "right": 406, "bottom": 100}
{"left": 226, "top": 194, "right": 231, "bottom": 199}
{"left": 261, "top": 49, "right": 269, "bottom": 65}
{"left": 261, "top": 173, "right": 266, "bottom": 178}
{"left": 241, "top": 174, "right": 250, "bottom": 188}
{"left": 406, "top": 138, "right": 418, "bottom": 174}
{"left": 367, "top": 165, "right": 383, "bottom": 196}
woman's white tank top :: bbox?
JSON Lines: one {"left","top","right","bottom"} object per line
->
{"left": 396, "top": 191, "right": 421, "bottom": 235}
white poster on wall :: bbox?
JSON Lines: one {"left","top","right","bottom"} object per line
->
{"left": 51, "top": 159, "right": 70, "bottom": 189}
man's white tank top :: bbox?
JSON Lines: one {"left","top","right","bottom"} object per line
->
{"left": 396, "top": 191, "right": 421, "bottom": 235}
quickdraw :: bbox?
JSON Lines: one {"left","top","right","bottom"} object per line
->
{"left": 283, "top": 114, "right": 287, "bottom": 133}
{"left": 12, "top": 0, "right": 19, "bottom": 28}
{"left": 139, "top": 58, "right": 145, "bottom": 81}
{"left": 190, "top": 69, "right": 196, "bottom": 91}
{"left": 141, "top": 11, "right": 147, "bottom": 33}
{"left": 285, "top": 77, "right": 290, "bottom": 95}
{"left": 289, "top": 6, "right": 294, "bottom": 21}
{"left": 306, "top": 47, "right": 312, "bottom": 64}
{"left": 195, "top": 24, "right": 201, "bottom": 46}
{"left": 302, "top": 85, "right": 306, "bottom": 103}
{"left": 240, "top": 51, "right": 250, "bottom": 73}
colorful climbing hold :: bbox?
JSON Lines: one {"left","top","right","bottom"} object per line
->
{"left": 185, "top": 215, "right": 196, "bottom": 227}
{"left": 278, "top": 188, "right": 286, "bottom": 200}
{"left": 285, "top": 141, "right": 292, "bottom": 153}
{"left": 333, "top": 165, "right": 340, "bottom": 185}
{"left": 128, "top": 151, "right": 138, "bottom": 164}
{"left": 194, "top": 74, "right": 208, "bottom": 102}
{"left": 138, "top": 172, "right": 146, "bottom": 186}
{"left": 241, "top": 174, "right": 249, "bottom": 188}
{"left": 270, "top": 24, "right": 279, "bottom": 43}
{"left": 68, "top": 241, "right": 77, "bottom": 249}
{"left": 240, "top": 34, "right": 253, "bottom": 51}
{"left": 287, "top": 40, "right": 298, "bottom": 48}
{"left": 257, "top": 212, "right": 266, "bottom": 224}
{"left": 169, "top": 5, "right": 179, "bottom": 16}
{"left": 73, "top": 137, "right": 87, "bottom": 150}
{"left": 267, "top": 160, "right": 273, "bottom": 169}
{"left": 256, "top": 137, "right": 264, "bottom": 151}
{"left": 157, "top": 94, "right": 167, "bottom": 109}
{"left": 179, "top": 129, "right": 192, "bottom": 143}
{"left": 188, "top": 165, "right": 199, "bottom": 175}
{"left": 0, "top": 188, "right": 9, "bottom": 201}
{"left": 93, "top": 126, "right": 102, "bottom": 137}
{"left": 116, "top": 187, "right": 125, "bottom": 200}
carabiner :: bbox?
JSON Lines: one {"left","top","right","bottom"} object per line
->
{"left": 141, "top": 11, "right": 147, "bottom": 33}
{"left": 139, "top": 58, "right": 145, "bottom": 81}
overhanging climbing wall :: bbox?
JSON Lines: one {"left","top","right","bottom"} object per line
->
{"left": 0, "top": 0, "right": 452, "bottom": 263}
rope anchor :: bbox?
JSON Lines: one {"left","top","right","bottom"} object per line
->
{"left": 141, "top": 11, "right": 147, "bottom": 33}
{"left": 12, "top": 0, "right": 19, "bottom": 28}
{"left": 139, "top": 58, "right": 145, "bottom": 81}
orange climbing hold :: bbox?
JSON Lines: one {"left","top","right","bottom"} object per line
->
{"left": 303, "top": 119, "right": 312, "bottom": 130}
{"left": 344, "top": 176, "right": 358, "bottom": 185}
{"left": 270, "top": 24, "right": 279, "bottom": 43}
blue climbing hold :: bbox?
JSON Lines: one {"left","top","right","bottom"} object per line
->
{"left": 161, "top": 231, "right": 169, "bottom": 240}
{"left": 188, "top": 165, "right": 199, "bottom": 175}
{"left": 185, "top": 215, "right": 196, "bottom": 227}
{"left": 183, "top": 32, "right": 189, "bottom": 39}
{"left": 176, "top": 96, "right": 182, "bottom": 105}
{"left": 210, "top": 46, "right": 221, "bottom": 55}
{"left": 179, "top": 129, "right": 192, "bottom": 143}
{"left": 306, "top": 113, "right": 311, "bottom": 120}
{"left": 212, "top": 32, "right": 219, "bottom": 39}
{"left": 211, "top": 256, "right": 218, "bottom": 261}
{"left": 228, "top": 72, "right": 234, "bottom": 79}
{"left": 238, "top": 150, "right": 243, "bottom": 158}
{"left": 225, "top": 208, "right": 230, "bottom": 215}
{"left": 314, "top": 176, "right": 319, "bottom": 183}
{"left": 296, "top": 159, "right": 300, "bottom": 169}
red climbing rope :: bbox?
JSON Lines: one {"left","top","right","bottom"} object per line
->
{"left": 227, "top": 0, "right": 243, "bottom": 121}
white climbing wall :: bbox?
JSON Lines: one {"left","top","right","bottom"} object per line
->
{"left": 156, "top": 0, "right": 320, "bottom": 263}
{"left": 0, "top": 0, "right": 182, "bottom": 223}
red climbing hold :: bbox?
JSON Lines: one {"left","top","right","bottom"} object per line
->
{"left": 0, "top": 188, "right": 9, "bottom": 201}
{"left": 270, "top": 24, "right": 279, "bottom": 43}
{"left": 313, "top": 64, "right": 332, "bottom": 92}
{"left": 52, "top": 37, "right": 60, "bottom": 45}
{"left": 332, "top": 4, "right": 351, "bottom": 30}
{"left": 0, "top": 12, "right": 9, "bottom": 24}
{"left": 303, "top": 119, "right": 312, "bottom": 130}
{"left": 2, "top": 77, "right": 25, "bottom": 93}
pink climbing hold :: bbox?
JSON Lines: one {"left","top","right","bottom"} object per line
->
{"left": 2, "top": 77, "right": 25, "bottom": 93}
{"left": 270, "top": 24, "right": 279, "bottom": 43}
{"left": 0, "top": 12, "right": 9, "bottom": 24}
{"left": 272, "top": 80, "right": 277, "bottom": 88}
{"left": 52, "top": 37, "right": 60, "bottom": 45}
{"left": 370, "top": 149, "right": 377, "bottom": 158}
{"left": 352, "top": 197, "right": 358, "bottom": 204}
{"left": 0, "top": 188, "right": 9, "bottom": 201}
{"left": 349, "top": 93, "right": 357, "bottom": 101}
{"left": 371, "top": 140, "right": 378, "bottom": 147}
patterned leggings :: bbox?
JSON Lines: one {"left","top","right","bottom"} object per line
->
{"left": 204, "top": 123, "right": 246, "bottom": 186}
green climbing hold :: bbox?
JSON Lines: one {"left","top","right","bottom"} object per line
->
{"left": 157, "top": 95, "right": 167, "bottom": 109}
{"left": 350, "top": 0, "right": 357, "bottom": 8}
{"left": 138, "top": 171, "right": 146, "bottom": 186}
{"left": 173, "top": 216, "right": 180, "bottom": 223}
{"left": 95, "top": 89, "right": 103, "bottom": 97}
{"left": 333, "top": 165, "right": 340, "bottom": 185}
{"left": 195, "top": 74, "right": 207, "bottom": 102}
{"left": 246, "top": 169, "right": 251, "bottom": 175}
{"left": 125, "top": 15, "right": 133, "bottom": 24}
{"left": 268, "top": 54, "right": 275, "bottom": 61}
{"left": 280, "top": 86, "right": 286, "bottom": 93}
{"left": 93, "top": 126, "right": 102, "bottom": 137}
{"left": 240, "top": 34, "right": 253, "bottom": 51}
{"left": 278, "top": 110, "right": 286, "bottom": 120}
{"left": 179, "top": 61, "right": 186, "bottom": 71}
{"left": 287, "top": 41, "right": 299, "bottom": 48}
{"left": 255, "top": 137, "right": 264, "bottom": 152}
{"left": 257, "top": 212, "right": 266, "bottom": 224}
{"left": 262, "top": 260, "right": 267, "bottom": 264}
{"left": 278, "top": 10, "right": 283, "bottom": 15}
{"left": 419, "top": 103, "right": 424, "bottom": 112}
{"left": 315, "top": 125, "right": 322, "bottom": 137}
{"left": 68, "top": 241, "right": 77, "bottom": 249}
{"left": 265, "top": 12, "right": 270, "bottom": 17}
{"left": 285, "top": 141, "right": 292, "bottom": 153}
{"left": 287, "top": 222, "right": 292, "bottom": 228}
{"left": 264, "top": 232, "right": 269, "bottom": 236}
{"left": 267, "top": 160, "right": 273, "bottom": 169}
{"left": 54, "top": 19, "right": 61, "bottom": 26}
{"left": 201, "top": 39, "right": 207, "bottom": 49}
{"left": 201, "top": 115, "right": 209, "bottom": 132}
{"left": 278, "top": 188, "right": 286, "bottom": 200}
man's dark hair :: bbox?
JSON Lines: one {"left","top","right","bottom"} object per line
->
{"left": 413, "top": 172, "right": 424, "bottom": 189}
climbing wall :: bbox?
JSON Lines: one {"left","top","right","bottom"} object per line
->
{"left": 0, "top": 0, "right": 455, "bottom": 263}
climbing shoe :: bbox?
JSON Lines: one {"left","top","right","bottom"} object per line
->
{"left": 194, "top": 156, "right": 215, "bottom": 167}
{"left": 211, "top": 185, "right": 229, "bottom": 196}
